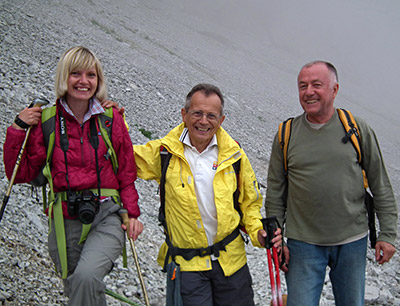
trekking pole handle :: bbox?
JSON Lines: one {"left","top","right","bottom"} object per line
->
{"left": 0, "top": 98, "right": 50, "bottom": 224}
{"left": 6, "top": 98, "right": 50, "bottom": 191}
{"left": 119, "top": 208, "right": 131, "bottom": 232}
{"left": 28, "top": 97, "right": 51, "bottom": 108}
{"left": 261, "top": 217, "right": 278, "bottom": 249}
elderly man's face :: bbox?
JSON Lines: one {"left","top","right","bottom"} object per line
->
{"left": 298, "top": 63, "right": 339, "bottom": 123}
{"left": 181, "top": 91, "right": 225, "bottom": 153}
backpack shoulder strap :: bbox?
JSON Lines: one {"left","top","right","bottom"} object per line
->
{"left": 232, "top": 143, "right": 242, "bottom": 218}
{"left": 337, "top": 109, "right": 375, "bottom": 247}
{"left": 159, "top": 145, "right": 172, "bottom": 227}
{"left": 38, "top": 106, "right": 119, "bottom": 183}
{"left": 232, "top": 158, "right": 241, "bottom": 175}
{"left": 337, "top": 108, "right": 368, "bottom": 188}
{"left": 31, "top": 106, "right": 57, "bottom": 209}
{"left": 158, "top": 145, "right": 242, "bottom": 221}
{"left": 41, "top": 106, "right": 57, "bottom": 161}
{"left": 40, "top": 106, "right": 118, "bottom": 170}
{"left": 98, "top": 107, "right": 114, "bottom": 139}
{"left": 337, "top": 108, "right": 362, "bottom": 164}
{"left": 158, "top": 144, "right": 245, "bottom": 255}
{"left": 97, "top": 108, "right": 119, "bottom": 174}
{"left": 278, "top": 117, "right": 293, "bottom": 177}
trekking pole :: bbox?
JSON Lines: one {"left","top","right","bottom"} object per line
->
{"left": 266, "top": 245, "right": 277, "bottom": 305}
{"left": 0, "top": 98, "right": 50, "bottom": 224}
{"left": 119, "top": 209, "right": 151, "bottom": 306}
{"left": 261, "top": 217, "right": 284, "bottom": 306}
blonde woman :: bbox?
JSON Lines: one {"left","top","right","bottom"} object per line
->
{"left": 4, "top": 46, "right": 143, "bottom": 306}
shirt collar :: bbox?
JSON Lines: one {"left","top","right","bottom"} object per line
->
{"left": 60, "top": 97, "right": 105, "bottom": 123}
{"left": 180, "top": 127, "right": 218, "bottom": 152}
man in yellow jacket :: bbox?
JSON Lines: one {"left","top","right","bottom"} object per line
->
{"left": 134, "top": 83, "right": 282, "bottom": 306}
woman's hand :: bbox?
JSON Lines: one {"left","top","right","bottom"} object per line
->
{"left": 13, "top": 107, "right": 43, "bottom": 130}
{"left": 122, "top": 217, "right": 144, "bottom": 241}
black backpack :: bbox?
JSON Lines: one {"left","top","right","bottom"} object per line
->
{"left": 158, "top": 145, "right": 243, "bottom": 270}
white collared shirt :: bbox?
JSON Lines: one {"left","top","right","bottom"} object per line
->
{"left": 181, "top": 129, "right": 219, "bottom": 248}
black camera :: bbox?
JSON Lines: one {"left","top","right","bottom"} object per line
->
{"left": 67, "top": 190, "right": 100, "bottom": 224}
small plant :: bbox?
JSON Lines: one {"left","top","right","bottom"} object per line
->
{"left": 139, "top": 128, "right": 153, "bottom": 140}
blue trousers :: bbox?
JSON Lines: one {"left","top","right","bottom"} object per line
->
{"left": 286, "top": 237, "right": 367, "bottom": 306}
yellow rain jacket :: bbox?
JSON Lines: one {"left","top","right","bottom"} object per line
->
{"left": 134, "top": 123, "right": 263, "bottom": 276}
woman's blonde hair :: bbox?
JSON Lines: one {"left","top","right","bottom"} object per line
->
{"left": 54, "top": 46, "right": 107, "bottom": 101}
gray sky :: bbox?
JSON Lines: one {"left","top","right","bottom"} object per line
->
{"left": 168, "top": 0, "right": 400, "bottom": 173}
{"left": 180, "top": 0, "right": 400, "bottom": 123}
{"left": 258, "top": 0, "right": 400, "bottom": 122}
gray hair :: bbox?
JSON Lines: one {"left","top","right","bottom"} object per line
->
{"left": 300, "top": 60, "right": 338, "bottom": 84}
{"left": 184, "top": 83, "right": 225, "bottom": 115}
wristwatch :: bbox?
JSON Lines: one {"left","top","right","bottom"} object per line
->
{"left": 14, "top": 115, "right": 30, "bottom": 129}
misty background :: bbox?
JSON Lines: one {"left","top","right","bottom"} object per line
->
{"left": 135, "top": 0, "right": 400, "bottom": 196}
{"left": 1, "top": 0, "right": 399, "bottom": 304}
{"left": 177, "top": 0, "right": 400, "bottom": 122}
{"left": 178, "top": 0, "right": 399, "bottom": 135}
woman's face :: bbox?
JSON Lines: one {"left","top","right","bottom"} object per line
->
{"left": 66, "top": 66, "right": 98, "bottom": 103}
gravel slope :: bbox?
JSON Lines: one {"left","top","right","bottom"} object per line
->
{"left": 0, "top": 0, "right": 399, "bottom": 305}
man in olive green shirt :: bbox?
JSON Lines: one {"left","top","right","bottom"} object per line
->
{"left": 266, "top": 61, "right": 397, "bottom": 306}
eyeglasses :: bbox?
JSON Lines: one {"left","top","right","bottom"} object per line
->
{"left": 187, "top": 110, "right": 221, "bottom": 121}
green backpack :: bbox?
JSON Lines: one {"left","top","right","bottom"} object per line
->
{"left": 30, "top": 106, "right": 119, "bottom": 204}
{"left": 30, "top": 105, "right": 122, "bottom": 279}
{"left": 277, "top": 108, "right": 377, "bottom": 248}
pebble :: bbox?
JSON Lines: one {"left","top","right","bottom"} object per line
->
{"left": 0, "top": 0, "right": 398, "bottom": 305}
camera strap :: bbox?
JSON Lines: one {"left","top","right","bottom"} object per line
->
{"left": 89, "top": 117, "right": 102, "bottom": 199}
{"left": 58, "top": 109, "right": 102, "bottom": 198}
{"left": 58, "top": 109, "right": 72, "bottom": 191}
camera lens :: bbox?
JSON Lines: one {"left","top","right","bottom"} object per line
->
{"left": 77, "top": 190, "right": 99, "bottom": 224}
{"left": 78, "top": 203, "right": 96, "bottom": 224}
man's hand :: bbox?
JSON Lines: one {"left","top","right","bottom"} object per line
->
{"left": 258, "top": 227, "right": 282, "bottom": 250}
{"left": 375, "top": 241, "right": 396, "bottom": 264}
{"left": 101, "top": 100, "right": 125, "bottom": 115}
{"left": 280, "top": 246, "right": 290, "bottom": 273}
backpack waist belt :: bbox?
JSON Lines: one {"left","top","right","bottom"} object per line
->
{"left": 168, "top": 226, "right": 240, "bottom": 261}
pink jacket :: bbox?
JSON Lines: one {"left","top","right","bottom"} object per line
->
{"left": 4, "top": 101, "right": 140, "bottom": 218}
